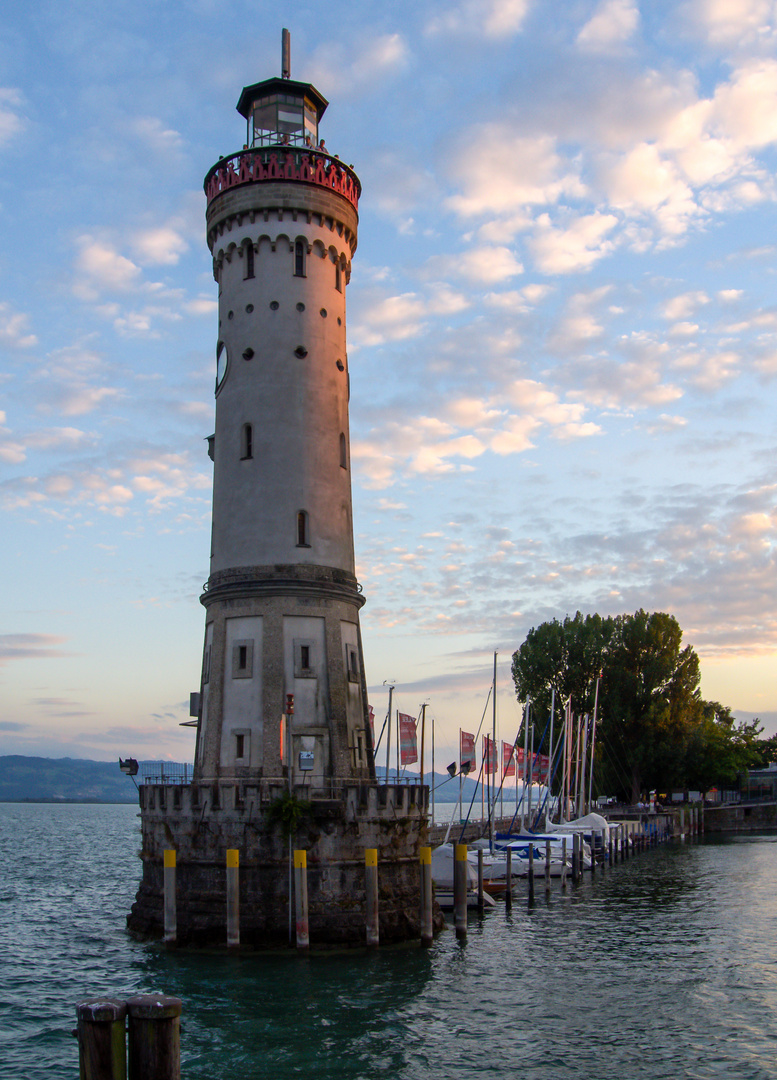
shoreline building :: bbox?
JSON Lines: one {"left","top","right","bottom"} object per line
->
{"left": 128, "top": 38, "right": 434, "bottom": 947}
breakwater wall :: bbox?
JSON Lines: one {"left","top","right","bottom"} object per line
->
{"left": 702, "top": 802, "right": 777, "bottom": 833}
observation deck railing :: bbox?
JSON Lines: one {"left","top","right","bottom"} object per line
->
{"left": 204, "top": 147, "right": 360, "bottom": 211}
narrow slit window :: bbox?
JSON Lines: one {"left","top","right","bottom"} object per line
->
{"left": 300, "top": 644, "right": 310, "bottom": 670}
{"left": 244, "top": 243, "right": 254, "bottom": 280}
{"left": 238, "top": 645, "right": 247, "bottom": 670}
{"left": 297, "top": 510, "right": 309, "bottom": 547}
{"left": 294, "top": 240, "right": 306, "bottom": 277}
{"left": 241, "top": 423, "right": 253, "bottom": 460}
{"left": 335, "top": 261, "right": 342, "bottom": 292}
{"left": 339, "top": 432, "right": 347, "bottom": 469}
{"left": 235, "top": 733, "right": 245, "bottom": 759}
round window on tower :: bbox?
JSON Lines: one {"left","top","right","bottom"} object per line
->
{"left": 216, "top": 341, "right": 229, "bottom": 391}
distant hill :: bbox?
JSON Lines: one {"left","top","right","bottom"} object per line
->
{"left": 0, "top": 756, "right": 158, "bottom": 803}
{"left": 0, "top": 756, "right": 495, "bottom": 803}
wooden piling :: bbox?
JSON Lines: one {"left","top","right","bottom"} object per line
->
{"left": 76, "top": 997, "right": 127, "bottom": 1080}
{"left": 477, "top": 848, "right": 484, "bottom": 913}
{"left": 545, "top": 840, "right": 551, "bottom": 895}
{"left": 365, "top": 848, "right": 379, "bottom": 947}
{"left": 226, "top": 848, "right": 239, "bottom": 947}
{"left": 609, "top": 828, "right": 614, "bottom": 866}
{"left": 590, "top": 831, "right": 596, "bottom": 878}
{"left": 505, "top": 848, "right": 513, "bottom": 911}
{"left": 126, "top": 995, "right": 181, "bottom": 1080}
{"left": 561, "top": 838, "right": 567, "bottom": 890}
{"left": 163, "top": 850, "right": 176, "bottom": 946}
{"left": 420, "top": 846, "right": 433, "bottom": 946}
{"left": 528, "top": 844, "right": 535, "bottom": 904}
{"left": 454, "top": 843, "right": 468, "bottom": 940}
{"left": 294, "top": 849, "right": 310, "bottom": 950}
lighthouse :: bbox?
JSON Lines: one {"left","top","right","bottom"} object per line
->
{"left": 128, "top": 35, "right": 434, "bottom": 948}
{"left": 195, "top": 45, "right": 371, "bottom": 791}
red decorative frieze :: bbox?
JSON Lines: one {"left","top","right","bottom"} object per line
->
{"left": 204, "top": 149, "right": 360, "bottom": 211}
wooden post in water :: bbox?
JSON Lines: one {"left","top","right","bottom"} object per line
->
{"left": 505, "top": 848, "right": 513, "bottom": 912}
{"left": 295, "top": 849, "right": 310, "bottom": 950}
{"left": 571, "top": 833, "right": 578, "bottom": 882}
{"left": 528, "top": 844, "right": 535, "bottom": 904}
{"left": 545, "top": 839, "right": 551, "bottom": 895}
{"left": 420, "top": 846, "right": 433, "bottom": 946}
{"left": 680, "top": 807, "right": 685, "bottom": 841}
{"left": 477, "top": 848, "right": 484, "bottom": 913}
{"left": 226, "top": 848, "right": 239, "bottom": 947}
{"left": 163, "top": 849, "right": 176, "bottom": 945}
{"left": 126, "top": 995, "right": 181, "bottom": 1080}
{"left": 454, "top": 843, "right": 468, "bottom": 940}
{"left": 590, "top": 831, "right": 596, "bottom": 878}
{"left": 609, "top": 828, "right": 614, "bottom": 867}
{"left": 601, "top": 828, "right": 607, "bottom": 871}
{"left": 365, "top": 848, "right": 379, "bottom": 947}
{"left": 76, "top": 998, "right": 127, "bottom": 1080}
{"left": 561, "top": 838, "right": 567, "bottom": 890}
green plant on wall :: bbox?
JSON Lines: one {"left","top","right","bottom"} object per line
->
{"left": 266, "top": 792, "right": 312, "bottom": 838}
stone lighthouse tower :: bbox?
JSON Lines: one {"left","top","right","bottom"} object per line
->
{"left": 128, "top": 35, "right": 432, "bottom": 948}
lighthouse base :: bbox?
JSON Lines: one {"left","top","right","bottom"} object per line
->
{"left": 127, "top": 780, "right": 442, "bottom": 948}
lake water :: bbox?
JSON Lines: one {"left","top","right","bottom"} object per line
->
{"left": 1, "top": 803, "right": 777, "bottom": 1079}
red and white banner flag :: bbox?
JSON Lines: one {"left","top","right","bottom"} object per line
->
{"left": 460, "top": 730, "right": 476, "bottom": 773}
{"left": 515, "top": 747, "right": 526, "bottom": 778}
{"left": 534, "top": 754, "right": 550, "bottom": 783}
{"left": 503, "top": 741, "right": 516, "bottom": 777}
{"left": 483, "top": 734, "right": 496, "bottom": 775}
{"left": 399, "top": 713, "right": 418, "bottom": 765}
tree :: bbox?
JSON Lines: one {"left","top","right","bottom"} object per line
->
{"left": 511, "top": 611, "right": 613, "bottom": 740}
{"left": 683, "top": 702, "right": 762, "bottom": 796}
{"left": 512, "top": 609, "right": 709, "bottom": 803}
{"left": 599, "top": 610, "right": 701, "bottom": 802}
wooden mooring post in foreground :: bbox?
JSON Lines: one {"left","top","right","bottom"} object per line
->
{"left": 76, "top": 994, "right": 182, "bottom": 1080}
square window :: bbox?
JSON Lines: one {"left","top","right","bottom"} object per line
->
{"left": 232, "top": 640, "right": 254, "bottom": 679}
{"left": 294, "top": 638, "right": 316, "bottom": 678}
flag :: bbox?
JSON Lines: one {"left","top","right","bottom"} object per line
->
{"left": 502, "top": 741, "right": 515, "bottom": 777}
{"left": 398, "top": 713, "right": 417, "bottom": 765}
{"left": 460, "top": 730, "right": 476, "bottom": 773}
{"left": 368, "top": 704, "right": 374, "bottom": 742}
{"left": 534, "top": 754, "right": 550, "bottom": 783}
{"left": 515, "top": 747, "right": 526, "bottom": 778}
{"left": 483, "top": 734, "right": 496, "bottom": 775}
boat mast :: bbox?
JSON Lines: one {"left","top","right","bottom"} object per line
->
{"left": 587, "top": 674, "right": 601, "bottom": 813}
{"left": 490, "top": 651, "right": 497, "bottom": 850}
{"left": 546, "top": 687, "right": 555, "bottom": 830}
{"left": 384, "top": 683, "right": 394, "bottom": 783}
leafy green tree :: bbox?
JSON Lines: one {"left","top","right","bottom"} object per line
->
{"left": 683, "top": 702, "right": 762, "bottom": 795}
{"left": 599, "top": 610, "right": 701, "bottom": 802}
{"left": 511, "top": 611, "right": 613, "bottom": 744}
{"left": 512, "top": 608, "right": 716, "bottom": 803}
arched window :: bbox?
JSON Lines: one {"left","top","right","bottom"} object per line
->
{"left": 340, "top": 432, "right": 347, "bottom": 469}
{"left": 244, "top": 243, "right": 254, "bottom": 280}
{"left": 241, "top": 423, "right": 253, "bottom": 460}
{"left": 294, "top": 240, "right": 306, "bottom": 277}
{"left": 296, "top": 510, "right": 310, "bottom": 547}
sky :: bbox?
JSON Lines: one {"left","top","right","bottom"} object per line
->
{"left": 2, "top": 0, "right": 777, "bottom": 773}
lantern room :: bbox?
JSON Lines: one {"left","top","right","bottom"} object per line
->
{"left": 236, "top": 77, "right": 328, "bottom": 149}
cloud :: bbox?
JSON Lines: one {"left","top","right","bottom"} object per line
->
{"left": 131, "top": 225, "right": 189, "bottom": 266}
{"left": 680, "top": 0, "right": 777, "bottom": 47}
{"left": 576, "top": 0, "right": 640, "bottom": 52}
{"left": 128, "top": 116, "right": 184, "bottom": 157}
{"left": 73, "top": 236, "right": 142, "bottom": 299}
{"left": 350, "top": 284, "right": 470, "bottom": 346}
{"left": 426, "top": 0, "right": 531, "bottom": 37}
{"left": 446, "top": 132, "right": 584, "bottom": 217}
{"left": 0, "top": 634, "right": 71, "bottom": 665}
{"left": 0, "top": 302, "right": 37, "bottom": 348}
{"left": 529, "top": 212, "right": 618, "bottom": 273}
{"left": 308, "top": 33, "right": 408, "bottom": 92}
{"left": 0, "top": 88, "right": 24, "bottom": 146}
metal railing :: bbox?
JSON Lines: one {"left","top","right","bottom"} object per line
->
{"left": 203, "top": 147, "right": 361, "bottom": 211}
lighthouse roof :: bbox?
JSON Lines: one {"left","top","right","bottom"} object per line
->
{"left": 236, "top": 77, "right": 328, "bottom": 121}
